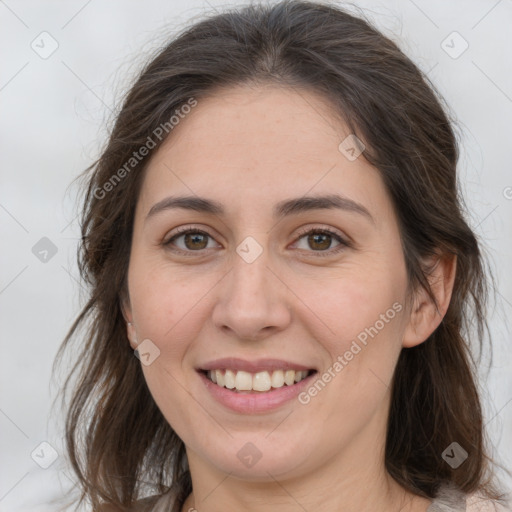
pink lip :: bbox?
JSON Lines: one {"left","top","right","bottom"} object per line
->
{"left": 197, "top": 357, "right": 315, "bottom": 373}
{"left": 197, "top": 370, "right": 317, "bottom": 414}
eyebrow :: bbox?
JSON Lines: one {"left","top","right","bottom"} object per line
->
{"left": 145, "top": 194, "right": 374, "bottom": 224}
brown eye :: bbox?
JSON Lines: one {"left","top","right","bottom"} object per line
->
{"left": 293, "top": 228, "right": 350, "bottom": 256}
{"left": 307, "top": 232, "right": 333, "bottom": 251}
{"left": 163, "top": 226, "right": 349, "bottom": 257}
{"left": 182, "top": 232, "right": 209, "bottom": 250}
{"left": 164, "top": 228, "right": 216, "bottom": 253}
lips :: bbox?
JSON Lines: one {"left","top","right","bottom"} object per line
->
{"left": 197, "top": 367, "right": 318, "bottom": 413}
{"left": 196, "top": 357, "right": 317, "bottom": 395}
{"left": 197, "top": 357, "right": 316, "bottom": 374}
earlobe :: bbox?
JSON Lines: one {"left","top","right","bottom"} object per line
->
{"left": 402, "top": 253, "right": 457, "bottom": 348}
{"left": 126, "top": 322, "right": 139, "bottom": 348}
{"left": 120, "top": 296, "right": 138, "bottom": 349}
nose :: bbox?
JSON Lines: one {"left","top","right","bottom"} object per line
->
{"left": 211, "top": 248, "right": 292, "bottom": 342}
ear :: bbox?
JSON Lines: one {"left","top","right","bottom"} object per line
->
{"left": 120, "top": 294, "right": 138, "bottom": 349}
{"left": 402, "top": 253, "right": 457, "bottom": 348}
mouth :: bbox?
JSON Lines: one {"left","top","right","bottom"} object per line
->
{"left": 198, "top": 368, "right": 317, "bottom": 393}
{"left": 196, "top": 358, "right": 319, "bottom": 413}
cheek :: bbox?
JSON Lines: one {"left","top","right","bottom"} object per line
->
{"left": 129, "top": 262, "right": 210, "bottom": 432}
{"left": 298, "top": 265, "right": 405, "bottom": 344}
{"left": 127, "top": 258, "right": 202, "bottom": 363}
{"left": 293, "top": 263, "right": 406, "bottom": 399}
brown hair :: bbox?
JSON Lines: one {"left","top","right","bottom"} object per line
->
{"left": 54, "top": 1, "right": 510, "bottom": 510}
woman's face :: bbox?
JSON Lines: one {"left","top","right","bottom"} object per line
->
{"left": 124, "top": 85, "right": 423, "bottom": 482}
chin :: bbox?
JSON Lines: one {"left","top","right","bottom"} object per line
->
{"left": 198, "top": 436, "right": 314, "bottom": 481}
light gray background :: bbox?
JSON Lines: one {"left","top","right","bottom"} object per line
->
{"left": 1, "top": 0, "right": 511, "bottom": 510}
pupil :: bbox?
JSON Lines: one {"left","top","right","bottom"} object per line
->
{"left": 185, "top": 233, "right": 207, "bottom": 250}
{"left": 309, "top": 233, "right": 330, "bottom": 250}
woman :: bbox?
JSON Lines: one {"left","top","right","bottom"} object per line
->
{"left": 55, "top": 1, "right": 511, "bottom": 511}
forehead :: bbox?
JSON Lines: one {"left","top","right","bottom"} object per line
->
{"left": 137, "top": 84, "right": 390, "bottom": 221}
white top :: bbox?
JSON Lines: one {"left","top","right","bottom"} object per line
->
{"left": 426, "top": 483, "right": 511, "bottom": 511}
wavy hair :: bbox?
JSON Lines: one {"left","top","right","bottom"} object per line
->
{"left": 54, "top": 1, "right": 510, "bottom": 510}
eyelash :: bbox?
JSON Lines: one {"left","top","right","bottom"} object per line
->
{"left": 163, "top": 225, "right": 351, "bottom": 258}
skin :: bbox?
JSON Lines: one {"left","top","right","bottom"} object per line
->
{"left": 122, "top": 84, "right": 456, "bottom": 512}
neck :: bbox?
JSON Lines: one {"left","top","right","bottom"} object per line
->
{"left": 181, "top": 463, "right": 430, "bottom": 512}
{"left": 180, "top": 408, "right": 432, "bottom": 512}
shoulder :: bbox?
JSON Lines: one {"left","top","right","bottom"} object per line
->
{"left": 466, "top": 492, "right": 512, "bottom": 512}
{"left": 429, "top": 484, "right": 511, "bottom": 512}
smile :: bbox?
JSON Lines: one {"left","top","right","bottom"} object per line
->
{"left": 196, "top": 357, "right": 318, "bottom": 412}
{"left": 203, "top": 368, "right": 315, "bottom": 392}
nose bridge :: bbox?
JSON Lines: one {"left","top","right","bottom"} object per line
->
{"left": 227, "top": 227, "right": 271, "bottom": 289}
{"left": 212, "top": 236, "right": 291, "bottom": 338}
{"left": 229, "top": 240, "right": 273, "bottom": 305}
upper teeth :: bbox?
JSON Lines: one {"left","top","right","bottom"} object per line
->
{"left": 207, "top": 369, "right": 310, "bottom": 392}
